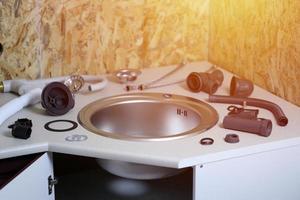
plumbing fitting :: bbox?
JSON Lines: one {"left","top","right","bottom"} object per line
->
{"left": 125, "top": 62, "right": 186, "bottom": 91}
{"left": 224, "top": 134, "right": 240, "bottom": 143}
{"left": 223, "top": 115, "right": 272, "bottom": 137}
{"left": 223, "top": 105, "right": 272, "bottom": 137}
{"left": 186, "top": 69, "right": 224, "bottom": 94}
{"left": 41, "top": 82, "right": 74, "bottom": 116}
{"left": 230, "top": 76, "right": 254, "bottom": 97}
{"left": 8, "top": 118, "right": 32, "bottom": 139}
{"left": 200, "top": 137, "right": 214, "bottom": 145}
{"left": 0, "top": 75, "right": 107, "bottom": 95}
{"left": 64, "top": 75, "right": 85, "bottom": 93}
{"left": 114, "top": 69, "right": 141, "bottom": 83}
{"left": 227, "top": 105, "right": 258, "bottom": 119}
{"left": 209, "top": 95, "right": 288, "bottom": 126}
{"left": 126, "top": 79, "right": 185, "bottom": 91}
{"left": 0, "top": 75, "right": 107, "bottom": 126}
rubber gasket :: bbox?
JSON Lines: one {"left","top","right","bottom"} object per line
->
{"left": 44, "top": 120, "right": 78, "bottom": 132}
{"left": 199, "top": 137, "right": 214, "bottom": 145}
{"left": 224, "top": 134, "right": 240, "bottom": 143}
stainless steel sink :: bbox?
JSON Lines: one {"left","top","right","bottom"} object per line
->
{"left": 78, "top": 93, "right": 218, "bottom": 179}
{"left": 78, "top": 93, "right": 218, "bottom": 141}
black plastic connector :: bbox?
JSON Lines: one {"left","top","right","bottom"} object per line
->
{"left": 8, "top": 118, "right": 33, "bottom": 139}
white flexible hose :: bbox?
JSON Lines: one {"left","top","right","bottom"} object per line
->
{"left": 3, "top": 75, "right": 107, "bottom": 95}
{"left": 88, "top": 78, "right": 108, "bottom": 91}
{"left": 0, "top": 88, "right": 42, "bottom": 126}
{"left": 0, "top": 75, "right": 107, "bottom": 126}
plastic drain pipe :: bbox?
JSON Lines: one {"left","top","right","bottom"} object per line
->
{"left": 0, "top": 88, "right": 42, "bottom": 126}
{"left": 208, "top": 95, "right": 288, "bottom": 126}
{"left": 0, "top": 75, "right": 107, "bottom": 126}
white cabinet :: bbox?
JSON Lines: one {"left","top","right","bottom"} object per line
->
{"left": 193, "top": 145, "right": 300, "bottom": 200}
{"left": 0, "top": 152, "right": 54, "bottom": 200}
{"left": 2, "top": 145, "right": 300, "bottom": 200}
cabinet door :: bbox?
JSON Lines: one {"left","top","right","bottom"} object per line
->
{"left": 0, "top": 152, "right": 54, "bottom": 200}
{"left": 193, "top": 145, "right": 300, "bottom": 200}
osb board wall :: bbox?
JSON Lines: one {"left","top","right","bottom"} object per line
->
{"left": 209, "top": 0, "right": 300, "bottom": 106}
{"left": 0, "top": 0, "right": 41, "bottom": 80}
{"left": 1, "top": 0, "right": 299, "bottom": 106}
{"left": 0, "top": 0, "right": 209, "bottom": 79}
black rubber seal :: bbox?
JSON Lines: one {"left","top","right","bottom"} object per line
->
{"left": 199, "top": 137, "right": 214, "bottom": 145}
{"left": 44, "top": 120, "right": 78, "bottom": 132}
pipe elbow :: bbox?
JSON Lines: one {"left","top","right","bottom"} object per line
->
{"left": 209, "top": 95, "right": 288, "bottom": 126}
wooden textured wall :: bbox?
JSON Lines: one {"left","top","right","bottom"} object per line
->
{"left": 209, "top": 0, "right": 300, "bottom": 106}
{"left": 0, "top": 0, "right": 40, "bottom": 80}
{"left": 0, "top": 0, "right": 299, "bottom": 106}
{"left": 0, "top": 0, "right": 209, "bottom": 79}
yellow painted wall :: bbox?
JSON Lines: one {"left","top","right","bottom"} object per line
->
{"left": 0, "top": 0, "right": 299, "bottom": 105}
{"left": 209, "top": 0, "right": 300, "bottom": 106}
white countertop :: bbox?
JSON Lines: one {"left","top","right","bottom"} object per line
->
{"left": 1, "top": 61, "right": 300, "bottom": 168}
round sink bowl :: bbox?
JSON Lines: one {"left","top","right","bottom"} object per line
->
{"left": 78, "top": 93, "right": 218, "bottom": 179}
{"left": 78, "top": 93, "right": 218, "bottom": 141}
{"left": 96, "top": 160, "right": 185, "bottom": 180}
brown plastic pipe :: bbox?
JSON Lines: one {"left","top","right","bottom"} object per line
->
{"left": 223, "top": 116, "right": 272, "bottom": 137}
{"left": 209, "top": 95, "right": 288, "bottom": 126}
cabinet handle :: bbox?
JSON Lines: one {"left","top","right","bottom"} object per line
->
{"left": 48, "top": 175, "right": 58, "bottom": 195}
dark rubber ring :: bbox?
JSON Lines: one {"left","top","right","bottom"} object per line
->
{"left": 44, "top": 120, "right": 78, "bottom": 132}
{"left": 199, "top": 137, "right": 214, "bottom": 145}
{"left": 224, "top": 134, "right": 240, "bottom": 143}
